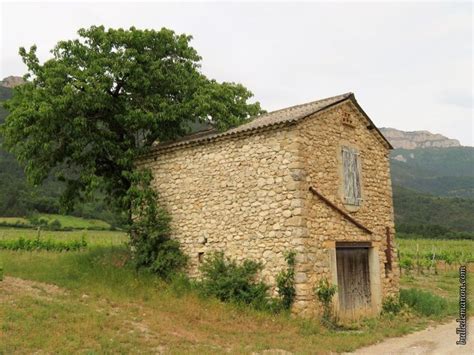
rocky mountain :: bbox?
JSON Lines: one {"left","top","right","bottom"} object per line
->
{"left": 380, "top": 127, "right": 461, "bottom": 149}
{"left": 0, "top": 76, "right": 24, "bottom": 88}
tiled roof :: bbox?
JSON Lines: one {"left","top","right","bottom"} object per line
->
{"left": 150, "top": 92, "right": 391, "bottom": 152}
{"left": 223, "top": 92, "right": 352, "bottom": 134}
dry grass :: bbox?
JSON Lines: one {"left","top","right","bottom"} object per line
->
{"left": 0, "top": 246, "right": 432, "bottom": 354}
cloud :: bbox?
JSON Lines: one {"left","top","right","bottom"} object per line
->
{"left": 1, "top": 1, "right": 472, "bottom": 145}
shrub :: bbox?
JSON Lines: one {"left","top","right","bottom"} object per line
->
{"left": 129, "top": 217, "right": 187, "bottom": 280}
{"left": 38, "top": 217, "right": 49, "bottom": 226}
{"left": 127, "top": 170, "right": 187, "bottom": 280}
{"left": 276, "top": 251, "right": 296, "bottom": 310}
{"left": 150, "top": 239, "right": 188, "bottom": 279}
{"left": 28, "top": 216, "right": 53, "bottom": 228}
{"left": 168, "top": 273, "right": 195, "bottom": 297}
{"left": 198, "top": 252, "right": 273, "bottom": 310}
{"left": 382, "top": 295, "right": 402, "bottom": 315}
{"left": 400, "top": 288, "right": 448, "bottom": 316}
{"left": 399, "top": 255, "right": 413, "bottom": 274}
{"left": 314, "top": 278, "right": 337, "bottom": 326}
{"left": 48, "top": 219, "right": 62, "bottom": 230}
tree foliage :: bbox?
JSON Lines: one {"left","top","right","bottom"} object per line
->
{"left": 393, "top": 185, "right": 474, "bottom": 235}
{"left": 0, "top": 87, "right": 124, "bottom": 223}
{"left": 1, "top": 26, "right": 263, "bottom": 214}
{"left": 127, "top": 170, "right": 187, "bottom": 279}
{"left": 276, "top": 251, "right": 296, "bottom": 310}
{"left": 314, "top": 278, "right": 337, "bottom": 324}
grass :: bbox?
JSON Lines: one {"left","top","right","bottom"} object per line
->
{"left": 400, "top": 288, "right": 449, "bottom": 317}
{"left": 400, "top": 269, "right": 473, "bottom": 309}
{"left": 397, "top": 238, "right": 473, "bottom": 315}
{"left": 0, "top": 217, "right": 29, "bottom": 225}
{"left": 0, "top": 232, "right": 471, "bottom": 353}
{"left": 0, "top": 229, "right": 127, "bottom": 247}
{"left": 0, "top": 247, "right": 430, "bottom": 353}
{"left": 36, "top": 213, "right": 111, "bottom": 230}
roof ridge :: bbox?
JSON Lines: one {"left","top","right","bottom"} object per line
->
{"left": 145, "top": 92, "right": 364, "bottom": 155}
{"left": 253, "top": 92, "right": 353, "bottom": 120}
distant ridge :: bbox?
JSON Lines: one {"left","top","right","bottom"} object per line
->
{"left": 380, "top": 127, "right": 461, "bottom": 149}
{"left": 0, "top": 76, "right": 24, "bottom": 88}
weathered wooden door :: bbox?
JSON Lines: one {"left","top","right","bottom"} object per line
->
{"left": 336, "top": 247, "right": 371, "bottom": 316}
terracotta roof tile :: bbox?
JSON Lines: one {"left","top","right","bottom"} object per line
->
{"left": 154, "top": 92, "right": 353, "bottom": 151}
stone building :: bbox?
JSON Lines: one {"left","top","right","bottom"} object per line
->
{"left": 138, "top": 92, "right": 399, "bottom": 318}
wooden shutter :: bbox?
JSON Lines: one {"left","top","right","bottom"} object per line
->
{"left": 342, "top": 146, "right": 362, "bottom": 205}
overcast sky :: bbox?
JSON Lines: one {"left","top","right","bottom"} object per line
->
{"left": 1, "top": 1, "right": 472, "bottom": 145}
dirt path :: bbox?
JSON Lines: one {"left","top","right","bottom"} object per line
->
{"left": 352, "top": 317, "right": 474, "bottom": 354}
{"left": 0, "top": 276, "right": 68, "bottom": 301}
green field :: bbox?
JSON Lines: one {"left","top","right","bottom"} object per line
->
{"left": 397, "top": 238, "right": 474, "bottom": 253}
{"left": 0, "top": 228, "right": 126, "bottom": 247}
{"left": 396, "top": 238, "right": 474, "bottom": 277}
{"left": 36, "top": 214, "right": 112, "bottom": 229}
{"left": 398, "top": 238, "right": 474, "bottom": 263}
{"left": 0, "top": 214, "right": 112, "bottom": 230}
{"left": 0, "top": 217, "right": 29, "bottom": 225}
{"left": 0, "top": 231, "right": 472, "bottom": 353}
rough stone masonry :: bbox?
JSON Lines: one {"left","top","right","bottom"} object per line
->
{"left": 138, "top": 92, "right": 400, "bottom": 317}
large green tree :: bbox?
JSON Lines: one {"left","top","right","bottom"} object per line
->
{"left": 1, "top": 26, "right": 263, "bottom": 217}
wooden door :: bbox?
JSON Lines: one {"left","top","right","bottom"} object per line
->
{"left": 336, "top": 247, "right": 371, "bottom": 315}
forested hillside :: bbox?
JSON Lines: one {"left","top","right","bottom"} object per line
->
{"left": 389, "top": 147, "right": 474, "bottom": 238}
{"left": 390, "top": 147, "right": 474, "bottom": 199}
{"left": 393, "top": 185, "right": 474, "bottom": 237}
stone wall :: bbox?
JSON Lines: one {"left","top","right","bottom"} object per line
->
{"left": 294, "top": 101, "right": 399, "bottom": 316}
{"left": 139, "top": 126, "right": 307, "bottom": 291}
